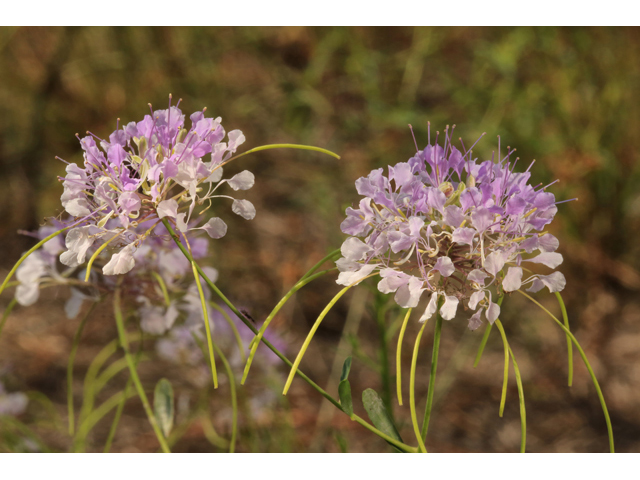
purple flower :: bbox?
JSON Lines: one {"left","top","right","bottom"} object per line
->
{"left": 57, "top": 96, "right": 256, "bottom": 276}
{"left": 336, "top": 125, "right": 570, "bottom": 330}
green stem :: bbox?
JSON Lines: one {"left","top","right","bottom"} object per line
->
{"left": 375, "top": 296, "right": 393, "bottom": 414}
{"left": 103, "top": 378, "right": 132, "bottom": 452}
{"left": 1, "top": 416, "right": 52, "bottom": 453}
{"left": 74, "top": 389, "right": 137, "bottom": 451}
{"left": 243, "top": 269, "right": 331, "bottom": 384}
{"left": 351, "top": 414, "right": 418, "bottom": 453}
{"left": 84, "top": 232, "right": 121, "bottom": 282}
{"left": 103, "top": 344, "right": 143, "bottom": 453}
{"left": 162, "top": 219, "right": 419, "bottom": 452}
{"left": 517, "top": 290, "right": 614, "bottom": 453}
{"left": 67, "top": 302, "right": 98, "bottom": 436}
{"left": 473, "top": 323, "right": 493, "bottom": 367}
{"left": 113, "top": 285, "right": 171, "bottom": 453}
{"left": 191, "top": 261, "right": 218, "bottom": 389}
{"left": 555, "top": 292, "right": 574, "bottom": 387}
{"left": 79, "top": 339, "right": 122, "bottom": 427}
{"left": 0, "top": 297, "right": 18, "bottom": 340}
{"left": 209, "top": 301, "right": 247, "bottom": 364}
{"left": 396, "top": 308, "right": 412, "bottom": 406}
{"left": 421, "top": 312, "right": 443, "bottom": 441}
{"left": 300, "top": 249, "right": 341, "bottom": 281}
{"left": 151, "top": 271, "right": 171, "bottom": 307}
{"left": 0, "top": 224, "right": 75, "bottom": 298}
{"left": 495, "top": 319, "right": 527, "bottom": 453}
{"left": 410, "top": 320, "right": 429, "bottom": 453}
{"left": 225, "top": 144, "right": 340, "bottom": 165}
{"left": 213, "top": 342, "right": 238, "bottom": 453}
{"left": 282, "top": 284, "right": 354, "bottom": 395}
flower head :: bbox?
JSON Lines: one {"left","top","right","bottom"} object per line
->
{"left": 58, "top": 96, "right": 255, "bottom": 276}
{"left": 336, "top": 125, "right": 569, "bottom": 330}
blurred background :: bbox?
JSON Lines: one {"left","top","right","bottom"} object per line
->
{"left": 1, "top": 26, "right": 639, "bottom": 452}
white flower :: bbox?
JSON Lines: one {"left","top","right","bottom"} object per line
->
{"left": 103, "top": 243, "right": 136, "bottom": 275}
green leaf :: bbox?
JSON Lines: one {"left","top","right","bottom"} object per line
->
{"left": 338, "top": 380, "right": 353, "bottom": 417}
{"left": 362, "top": 388, "right": 403, "bottom": 444}
{"left": 340, "top": 356, "right": 352, "bottom": 382}
{"left": 153, "top": 378, "right": 174, "bottom": 438}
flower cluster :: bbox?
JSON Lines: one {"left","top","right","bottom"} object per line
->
{"left": 336, "top": 126, "right": 567, "bottom": 330}
{"left": 58, "top": 96, "right": 255, "bottom": 276}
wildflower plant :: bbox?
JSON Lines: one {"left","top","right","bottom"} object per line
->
{"left": 0, "top": 101, "right": 615, "bottom": 453}
{"left": 273, "top": 125, "right": 614, "bottom": 453}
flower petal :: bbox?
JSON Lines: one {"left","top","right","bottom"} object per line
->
{"left": 440, "top": 295, "right": 459, "bottom": 320}
{"left": 502, "top": 266, "right": 523, "bottom": 292}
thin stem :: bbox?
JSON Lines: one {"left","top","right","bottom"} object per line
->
{"left": 243, "top": 269, "right": 331, "bottom": 384}
{"left": 555, "top": 292, "right": 574, "bottom": 387}
{"left": 396, "top": 308, "right": 412, "bottom": 406}
{"left": 151, "top": 271, "right": 171, "bottom": 307}
{"left": 161, "top": 219, "right": 419, "bottom": 451}
{"left": 103, "top": 378, "right": 132, "bottom": 452}
{"left": 473, "top": 323, "right": 493, "bottom": 367}
{"left": 84, "top": 232, "right": 121, "bottom": 281}
{"left": 375, "top": 295, "right": 393, "bottom": 414}
{"left": 421, "top": 312, "right": 443, "bottom": 441}
{"left": 0, "top": 224, "right": 74, "bottom": 298}
{"left": 497, "top": 320, "right": 509, "bottom": 418}
{"left": 209, "top": 301, "right": 246, "bottom": 364}
{"left": 495, "top": 319, "right": 526, "bottom": 453}
{"left": 224, "top": 143, "right": 341, "bottom": 166}
{"left": 67, "top": 302, "right": 98, "bottom": 436}
{"left": 283, "top": 284, "right": 355, "bottom": 396}
{"left": 351, "top": 414, "right": 418, "bottom": 453}
{"left": 0, "top": 297, "right": 18, "bottom": 340}
{"left": 74, "top": 389, "right": 137, "bottom": 451}
{"left": 103, "top": 345, "right": 143, "bottom": 453}
{"left": 517, "top": 290, "right": 614, "bottom": 453}
{"left": 300, "top": 249, "right": 341, "bottom": 281}
{"left": 191, "top": 261, "right": 218, "bottom": 389}
{"left": 113, "top": 285, "right": 171, "bottom": 453}
{"left": 212, "top": 343, "right": 238, "bottom": 453}
{"left": 79, "top": 339, "right": 122, "bottom": 427}
{"left": 410, "top": 320, "right": 429, "bottom": 453}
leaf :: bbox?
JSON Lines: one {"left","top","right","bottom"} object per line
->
{"left": 153, "top": 378, "right": 174, "bottom": 438}
{"left": 339, "top": 380, "right": 353, "bottom": 417}
{"left": 362, "top": 388, "right": 403, "bottom": 444}
{"left": 340, "top": 356, "right": 352, "bottom": 382}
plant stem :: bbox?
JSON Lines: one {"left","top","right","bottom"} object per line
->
{"left": 212, "top": 342, "right": 238, "bottom": 453}
{"left": 410, "top": 320, "right": 429, "bottom": 453}
{"left": 243, "top": 269, "right": 331, "bottom": 384}
{"left": 396, "top": 308, "right": 412, "bottom": 406}
{"left": 495, "top": 320, "right": 526, "bottom": 453}
{"left": 375, "top": 295, "right": 393, "bottom": 414}
{"left": 67, "top": 302, "right": 97, "bottom": 436}
{"left": 421, "top": 312, "right": 443, "bottom": 441}
{"left": 113, "top": 285, "right": 171, "bottom": 453}
{"left": 0, "top": 298, "right": 18, "bottom": 340}
{"left": 209, "top": 301, "right": 247, "bottom": 364}
{"left": 517, "top": 290, "right": 614, "bottom": 453}
{"left": 473, "top": 323, "right": 493, "bottom": 367}
{"left": 191, "top": 261, "right": 218, "bottom": 389}
{"left": 555, "top": 292, "right": 574, "bottom": 387}
{"left": 162, "top": 219, "right": 419, "bottom": 452}
{"left": 0, "top": 225, "right": 74, "bottom": 299}
{"left": 283, "top": 284, "right": 354, "bottom": 395}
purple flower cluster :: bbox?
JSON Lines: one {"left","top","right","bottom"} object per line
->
{"left": 336, "top": 126, "right": 567, "bottom": 330}
{"left": 58, "top": 97, "right": 255, "bottom": 276}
